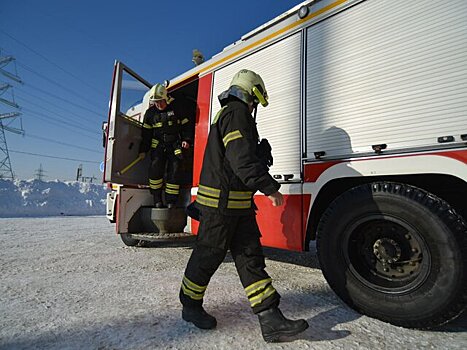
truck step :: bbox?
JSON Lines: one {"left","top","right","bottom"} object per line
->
{"left": 129, "top": 232, "right": 195, "bottom": 242}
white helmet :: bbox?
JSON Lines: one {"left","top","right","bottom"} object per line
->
{"left": 218, "top": 69, "right": 269, "bottom": 107}
{"left": 149, "top": 83, "right": 174, "bottom": 104}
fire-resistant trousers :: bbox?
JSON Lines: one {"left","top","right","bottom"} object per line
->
{"left": 180, "top": 211, "right": 281, "bottom": 314}
{"left": 149, "top": 144, "right": 181, "bottom": 204}
{"left": 149, "top": 143, "right": 181, "bottom": 205}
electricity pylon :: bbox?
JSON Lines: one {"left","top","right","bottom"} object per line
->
{"left": 0, "top": 49, "right": 23, "bottom": 180}
{"left": 34, "top": 163, "right": 45, "bottom": 181}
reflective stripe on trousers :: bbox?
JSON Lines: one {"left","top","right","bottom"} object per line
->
{"left": 180, "top": 211, "right": 280, "bottom": 313}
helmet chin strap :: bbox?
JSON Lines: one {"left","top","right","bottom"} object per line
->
{"left": 253, "top": 103, "right": 258, "bottom": 121}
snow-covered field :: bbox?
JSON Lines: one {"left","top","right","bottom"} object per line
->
{"left": 0, "top": 216, "right": 466, "bottom": 349}
{"left": 0, "top": 179, "right": 107, "bottom": 218}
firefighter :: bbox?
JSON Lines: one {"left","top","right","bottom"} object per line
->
{"left": 179, "top": 70, "right": 309, "bottom": 342}
{"left": 139, "top": 83, "right": 191, "bottom": 208}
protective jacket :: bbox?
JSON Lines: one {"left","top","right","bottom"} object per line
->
{"left": 195, "top": 99, "right": 280, "bottom": 216}
{"left": 139, "top": 104, "right": 191, "bottom": 153}
{"left": 139, "top": 103, "right": 191, "bottom": 204}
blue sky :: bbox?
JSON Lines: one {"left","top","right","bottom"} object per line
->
{"left": 0, "top": 0, "right": 301, "bottom": 180}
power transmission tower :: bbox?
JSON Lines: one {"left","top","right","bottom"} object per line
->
{"left": 34, "top": 163, "right": 46, "bottom": 181}
{"left": 76, "top": 163, "right": 96, "bottom": 182}
{"left": 76, "top": 164, "right": 83, "bottom": 181}
{"left": 0, "top": 123, "right": 14, "bottom": 179}
{"left": 0, "top": 49, "right": 24, "bottom": 180}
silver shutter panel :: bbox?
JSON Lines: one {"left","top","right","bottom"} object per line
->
{"left": 211, "top": 32, "right": 302, "bottom": 181}
{"left": 306, "top": 0, "right": 467, "bottom": 158}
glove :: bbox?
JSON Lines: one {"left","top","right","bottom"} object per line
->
{"left": 185, "top": 201, "right": 200, "bottom": 221}
{"left": 257, "top": 138, "right": 273, "bottom": 168}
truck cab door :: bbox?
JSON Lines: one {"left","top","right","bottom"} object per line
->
{"left": 104, "top": 61, "right": 152, "bottom": 185}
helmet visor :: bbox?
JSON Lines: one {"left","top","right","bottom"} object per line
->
{"left": 252, "top": 86, "right": 269, "bottom": 107}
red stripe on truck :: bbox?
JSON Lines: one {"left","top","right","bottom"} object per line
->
{"left": 192, "top": 73, "right": 213, "bottom": 186}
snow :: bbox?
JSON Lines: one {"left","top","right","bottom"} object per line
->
{"left": 0, "top": 180, "right": 465, "bottom": 348}
{"left": 0, "top": 179, "right": 108, "bottom": 218}
{"left": 0, "top": 216, "right": 466, "bottom": 349}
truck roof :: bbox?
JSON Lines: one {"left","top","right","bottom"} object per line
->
{"left": 167, "top": 0, "right": 323, "bottom": 89}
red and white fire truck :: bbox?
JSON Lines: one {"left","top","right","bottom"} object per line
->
{"left": 103, "top": 0, "right": 467, "bottom": 329}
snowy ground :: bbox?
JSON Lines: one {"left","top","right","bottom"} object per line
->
{"left": 0, "top": 179, "right": 107, "bottom": 218}
{"left": 0, "top": 216, "right": 466, "bottom": 350}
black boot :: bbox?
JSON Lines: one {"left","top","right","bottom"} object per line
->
{"left": 154, "top": 193, "right": 163, "bottom": 208}
{"left": 257, "top": 307, "right": 308, "bottom": 342}
{"left": 182, "top": 305, "right": 217, "bottom": 329}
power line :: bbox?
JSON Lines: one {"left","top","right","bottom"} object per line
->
{"left": 23, "top": 112, "right": 100, "bottom": 141}
{"left": 19, "top": 102, "right": 100, "bottom": 135}
{"left": 9, "top": 149, "right": 101, "bottom": 164}
{"left": 16, "top": 95, "right": 102, "bottom": 141}
{"left": 31, "top": 6, "right": 143, "bottom": 67}
{"left": 14, "top": 88, "right": 100, "bottom": 124}
{"left": 0, "top": 29, "right": 107, "bottom": 96}
{"left": 17, "top": 61, "right": 104, "bottom": 111}
{"left": 19, "top": 103, "right": 100, "bottom": 135}
{"left": 22, "top": 82, "right": 103, "bottom": 117}
{"left": 24, "top": 132, "right": 101, "bottom": 154}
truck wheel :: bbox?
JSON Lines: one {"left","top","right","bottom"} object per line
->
{"left": 316, "top": 182, "right": 467, "bottom": 328}
{"left": 120, "top": 233, "right": 141, "bottom": 247}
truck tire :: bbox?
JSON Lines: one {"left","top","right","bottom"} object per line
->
{"left": 316, "top": 182, "right": 467, "bottom": 329}
{"left": 120, "top": 233, "right": 142, "bottom": 247}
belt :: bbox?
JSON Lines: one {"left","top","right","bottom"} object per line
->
{"left": 156, "top": 134, "right": 178, "bottom": 143}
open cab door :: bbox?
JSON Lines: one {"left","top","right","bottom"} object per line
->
{"left": 104, "top": 61, "right": 152, "bottom": 186}
{"left": 103, "top": 61, "right": 200, "bottom": 244}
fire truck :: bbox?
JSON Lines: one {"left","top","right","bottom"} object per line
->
{"left": 103, "top": 0, "right": 467, "bottom": 329}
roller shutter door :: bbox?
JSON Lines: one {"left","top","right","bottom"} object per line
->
{"left": 306, "top": 0, "right": 467, "bottom": 158}
{"left": 211, "top": 32, "right": 302, "bottom": 181}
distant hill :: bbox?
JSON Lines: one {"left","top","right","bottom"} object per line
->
{"left": 0, "top": 179, "right": 108, "bottom": 218}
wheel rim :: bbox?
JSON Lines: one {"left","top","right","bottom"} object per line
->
{"left": 342, "top": 214, "right": 431, "bottom": 294}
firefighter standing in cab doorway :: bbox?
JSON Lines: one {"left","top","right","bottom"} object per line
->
{"left": 179, "top": 70, "right": 309, "bottom": 342}
{"left": 139, "top": 84, "right": 191, "bottom": 208}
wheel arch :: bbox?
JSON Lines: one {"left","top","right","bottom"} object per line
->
{"left": 304, "top": 172, "right": 467, "bottom": 250}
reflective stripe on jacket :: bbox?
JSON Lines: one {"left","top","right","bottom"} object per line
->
{"left": 196, "top": 99, "right": 280, "bottom": 216}
{"left": 139, "top": 103, "right": 191, "bottom": 153}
